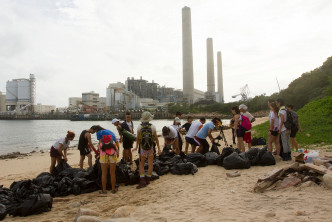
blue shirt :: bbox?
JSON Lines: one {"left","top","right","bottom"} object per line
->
{"left": 196, "top": 122, "right": 214, "bottom": 139}
{"left": 96, "top": 129, "right": 117, "bottom": 142}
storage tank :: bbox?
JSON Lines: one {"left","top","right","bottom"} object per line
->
{"left": 5, "top": 81, "right": 18, "bottom": 103}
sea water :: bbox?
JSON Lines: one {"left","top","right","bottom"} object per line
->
{"left": 0, "top": 119, "right": 230, "bottom": 155}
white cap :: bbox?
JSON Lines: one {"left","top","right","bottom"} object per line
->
{"left": 174, "top": 117, "right": 181, "bottom": 123}
{"left": 239, "top": 104, "right": 248, "bottom": 110}
{"left": 111, "top": 118, "right": 120, "bottom": 124}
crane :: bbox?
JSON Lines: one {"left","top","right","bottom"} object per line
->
{"left": 232, "top": 84, "right": 250, "bottom": 101}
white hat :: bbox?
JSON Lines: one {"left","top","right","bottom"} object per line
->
{"left": 239, "top": 104, "right": 248, "bottom": 110}
{"left": 141, "top": 111, "right": 154, "bottom": 123}
{"left": 174, "top": 117, "right": 181, "bottom": 123}
{"left": 111, "top": 118, "right": 120, "bottom": 124}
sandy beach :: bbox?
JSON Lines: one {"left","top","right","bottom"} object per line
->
{"left": 1, "top": 117, "right": 332, "bottom": 222}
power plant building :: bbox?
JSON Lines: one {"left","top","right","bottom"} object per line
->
{"left": 217, "top": 51, "right": 224, "bottom": 103}
{"left": 0, "top": 91, "right": 6, "bottom": 112}
{"left": 5, "top": 74, "right": 36, "bottom": 112}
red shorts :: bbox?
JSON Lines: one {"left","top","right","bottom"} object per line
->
{"left": 244, "top": 132, "right": 252, "bottom": 144}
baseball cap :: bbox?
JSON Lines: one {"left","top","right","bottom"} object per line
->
{"left": 111, "top": 118, "right": 120, "bottom": 124}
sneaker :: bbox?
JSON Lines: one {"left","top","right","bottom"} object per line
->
{"left": 145, "top": 176, "right": 151, "bottom": 185}
{"left": 136, "top": 178, "right": 146, "bottom": 189}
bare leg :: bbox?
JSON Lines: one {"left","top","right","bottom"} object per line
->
{"left": 275, "top": 135, "right": 281, "bottom": 156}
{"left": 79, "top": 155, "right": 85, "bottom": 169}
{"left": 101, "top": 163, "right": 108, "bottom": 192}
{"left": 110, "top": 163, "right": 116, "bottom": 191}
{"left": 139, "top": 156, "right": 146, "bottom": 176}
{"left": 184, "top": 141, "right": 189, "bottom": 154}
{"left": 191, "top": 144, "right": 196, "bottom": 153}
{"left": 129, "top": 149, "right": 133, "bottom": 163}
{"left": 87, "top": 153, "right": 92, "bottom": 167}
{"left": 237, "top": 137, "right": 245, "bottom": 152}
{"left": 196, "top": 144, "right": 203, "bottom": 153}
{"left": 147, "top": 154, "right": 154, "bottom": 176}
{"left": 50, "top": 157, "right": 57, "bottom": 173}
{"left": 268, "top": 133, "right": 273, "bottom": 153}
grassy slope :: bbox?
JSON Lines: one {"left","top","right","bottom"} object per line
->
{"left": 252, "top": 96, "right": 332, "bottom": 146}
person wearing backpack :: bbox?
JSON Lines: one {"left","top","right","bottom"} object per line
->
{"left": 96, "top": 127, "right": 119, "bottom": 194}
{"left": 132, "top": 111, "right": 161, "bottom": 189}
{"left": 277, "top": 99, "right": 291, "bottom": 161}
{"left": 287, "top": 104, "right": 303, "bottom": 152}
{"left": 112, "top": 112, "right": 135, "bottom": 165}
{"left": 239, "top": 104, "right": 255, "bottom": 149}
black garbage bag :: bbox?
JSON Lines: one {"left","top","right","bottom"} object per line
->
{"left": 165, "top": 155, "right": 185, "bottom": 166}
{"left": 116, "top": 160, "right": 130, "bottom": 184}
{"left": 55, "top": 177, "right": 73, "bottom": 197}
{"left": 216, "top": 147, "right": 234, "bottom": 166}
{"left": 170, "top": 162, "right": 198, "bottom": 175}
{"left": 157, "top": 164, "right": 170, "bottom": 176}
{"left": 72, "top": 178, "right": 97, "bottom": 195}
{"left": 210, "top": 143, "right": 221, "bottom": 155}
{"left": 52, "top": 159, "right": 71, "bottom": 176}
{"left": 158, "top": 146, "right": 176, "bottom": 162}
{"left": 128, "top": 171, "right": 139, "bottom": 185}
{"left": 74, "top": 171, "right": 89, "bottom": 179}
{"left": 257, "top": 147, "right": 276, "bottom": 166}
{"left": 0, "top": 204, "right": 7, "bottom": 221}
{"left": 8, "top": 193, "right": 52, "bottom": 217}
{"left": 223, "top": 152, "right": 251, "bottom": 170}
{"left": 246, "top": 148, "right": 260, "bottom": 166}
{"left": 86, "top": 166, "right": 97, "bottom": 180}
{"left": 185, "top": 153, "right": 207, "bottom": 167}
{"left": 58, "top": 168, "right": 85, "bottom": 179}
{"left": 10, "top": 180, "right": 42, "bottom": 200}
{"left": 204, "top": 152, "right": 219, "bottom": 165}
{"left": 0, "top": 186, "right": 16, "bottom": 211}
{"left": 32, "top": 173, "right": 55, "bottom": 187}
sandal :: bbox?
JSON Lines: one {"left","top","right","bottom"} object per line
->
{"left": 99, "top": 190, "right": 107, "bottom": 194}
{"left": 111, "top": 187, "right": 118, "bottom": 194}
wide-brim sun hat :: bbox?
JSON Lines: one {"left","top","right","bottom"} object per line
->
{"left": 141, "top": 111, "right": 154, "bottom": 123}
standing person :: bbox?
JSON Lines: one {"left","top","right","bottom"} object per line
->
{"left": 162, "top": 125, "right": 180, "bottom": 155}
{"left": 239, "top": 104, "right": 255, "bottom": 149}
{"left": 112, "top": 112, "right": 134, "bottom": 164}
{"left": 175, "top": 112, "right": 183, "bottom": 151}
{"left": 277, "top": 99, "right": 291, "bottom": 161}
{"left": 182, "top": 116, "right": 193, "bottom": 132}
{"left": 194, "top": 117, "right": 221, "bottom": 154}
{"left": 268, "top": 102, "right": 281, "bottom": 155}
{"left": 133, "top": 111, "right": 161, "bottom": 189}
{"left": 96, "top": 127, "right": 119, "bottom": 194}
{"left": 49, "top": 131, "right": 75, "bottom": 174}
{"left": 185, "top": 117, "right": 206, "bottom": 154}
{"left": 232, "top": 106, "right": 246, "bottom": 152}
{"left": 171, "top": 117, "right": 184, "bottom": 153}
{"left": 287, "top": 104, "right": 303, "bottom": 152}
{"left": 78, "top": 126, "right": 99, "bottom": 169}
{"left": 230, "top": 115, "right": 236, "bottom": 145}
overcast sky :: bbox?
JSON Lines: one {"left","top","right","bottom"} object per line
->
{"left": 0, "top": 0, "right": 331, "bottom": 107}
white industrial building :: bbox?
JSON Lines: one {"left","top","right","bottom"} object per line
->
{"left": 82, "top": 91, "right": 99, "bottom": 107}
{"left": 0, "top": 91, "right": 6, "bottom": 112}
{"left": 5, "top": 74, "right": 36, "bottom": 112}
{"left": 34, "top": 103, "right": 56, "bottom": 114}
{"left": 106, "top": 82, "right": 140, "bottom": 112}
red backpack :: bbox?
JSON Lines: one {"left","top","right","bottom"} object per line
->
{"left": 241, "top": 115, "right": 252, "bottom": 130}
{"left": 100, "top": 135, "right": 117, "bottom": 155}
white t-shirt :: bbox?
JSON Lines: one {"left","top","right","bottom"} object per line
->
{"left": 171, "top": 124, "right": 181, "bottom": 132}
{"left": 270, "top": 111, "right": 279, "bottom": 131}
{"left": 137, "top": 123, "right": 156, "bottom": 134}
{"left": 163, "top": 126, "right": 177, "bottom": 139}
{"left": 186, "top": 121, "right": 203, "bottom": 138}
{"left": 53, "top": 138, "right": 70, "bottom": 150}
{"left": 279, "top": 109, "right": 287, "bottom": 132}
{"left": 126, "top": 121, "right": 133, "bottom": 132}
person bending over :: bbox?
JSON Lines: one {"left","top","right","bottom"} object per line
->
{"left": 194, "top": 117, "right": 220, "bottom": 154}
{"left": 78, "top": 125, "right": 99, "bottom": 169}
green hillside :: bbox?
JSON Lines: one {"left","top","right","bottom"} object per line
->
{"left": 252, "top": 96, "right": 332, "bottom": 146}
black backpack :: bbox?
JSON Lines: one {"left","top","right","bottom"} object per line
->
{"left": 139, "top": 123, "right": 154, "bottom": 150}
{"left": 282, "top": 109, "right": 297, "bottom": 130}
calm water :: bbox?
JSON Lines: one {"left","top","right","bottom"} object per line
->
{"left": 0, "top": 119, "right": 230, "bottom": 155}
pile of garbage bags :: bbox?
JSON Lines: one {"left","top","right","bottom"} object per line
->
{"left": 0, "top": 146, "right": 275, "bottom": 219}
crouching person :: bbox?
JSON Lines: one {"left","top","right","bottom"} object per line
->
{"left": 132, "top": 111, "right": 161, "bottom": 189}
{"left": 97, "top": 128, "right": 119, "bottom": 194}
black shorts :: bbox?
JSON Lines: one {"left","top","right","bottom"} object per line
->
{"left": 236, "top": 126, "right": 246, "bottom": 138}
{"left": 185, "top": 136, "right": 200, "bottom": 146}
{"left": 290, "top": 128, "right": 298, "bottom": 138}
{"left": 194, "top": 137, "right": 210, "bottom": 154}
{"left": 79, "top": 146, "right": 91, "bottom": 156}
{"left": 271, "top": 130, "right": 279, "bottom": 136}
{"left": 123, "top": 139, "right": 134, "bottom": 150}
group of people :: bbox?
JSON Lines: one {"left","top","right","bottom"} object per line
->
{"left": 267, "top": 99, "right": 302, "bottom": 161}
{"left": 48, "top": 101, "right": 302, "bottom": 193}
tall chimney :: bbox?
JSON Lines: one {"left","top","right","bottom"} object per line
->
{"left": 206, "top": 38, "right": 215, "bottom": 94}
{"left": 182, "top": 6, "right": 194, "bottom": 104}
{"left": 217, "top": 51, "right": 224, "bottom": 103}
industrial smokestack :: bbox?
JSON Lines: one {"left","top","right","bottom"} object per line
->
{"left": 217, "top": 52, "right": 224, "bottom": 103}
{"left": 182, "top": 6, "right": 194, "bottom": 103}
{"left": 206, "top": 38, "right": 215, "bottom": 93}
